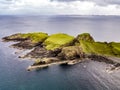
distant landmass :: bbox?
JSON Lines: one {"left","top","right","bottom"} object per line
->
{"left": 2, "top": 32, "right": 120, "bottom": 72}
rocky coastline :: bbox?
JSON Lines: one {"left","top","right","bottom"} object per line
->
{"left": 2, "top": 32, "right": 120, "bottom": 71}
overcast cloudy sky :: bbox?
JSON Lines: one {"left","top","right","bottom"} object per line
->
{"left": 0, "top": 0, "right": 120, "bottom": 15}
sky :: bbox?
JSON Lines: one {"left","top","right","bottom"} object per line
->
{"left": 0, "top": 0, "right": 120, "bottom": 15}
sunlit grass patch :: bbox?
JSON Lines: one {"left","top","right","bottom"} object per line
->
{"left": 44, "top": 33, "right": 75, "bottom": 50}
{"left": 21, "top": 32, "right": 48, "bottom": 43}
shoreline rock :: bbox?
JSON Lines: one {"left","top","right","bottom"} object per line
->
{"left": 27, "top": 59, "right": 84, "bottom": 71}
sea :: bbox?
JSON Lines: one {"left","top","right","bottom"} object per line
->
{"left": 0, "top": 15, "right": 120, "bottom": 90}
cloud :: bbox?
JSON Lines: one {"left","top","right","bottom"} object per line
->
{"left": 55, "top": 0, "right": 120, "bottom": 5}
{"left": 0, "top": 0, "right": 120, "bottom": 15}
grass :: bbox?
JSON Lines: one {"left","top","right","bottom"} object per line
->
{"left": 76, "top": 33, "right": 94, "bottom": 42}
{"left": 75, "top": 33, "right": 120, "bottom": 57}
{"left": 44, "top": 33, "right": 75, "bottom": 50}
{"left": 80, "top": 41, "right": 112, "bottom": 55}
{"left": 79, "top": 40, "right": 120, "bottom": 57}
{"left": 18, "top": 32, "right": 120, "bottom": 57}
{"left": 21, "top": 32, "right": 48, "bottom": 43}
{"left": 109, "top": 42, "right": 120, "bottom": 56}
{"left": 6, "top": 32, "right": 120, "bottom": 57}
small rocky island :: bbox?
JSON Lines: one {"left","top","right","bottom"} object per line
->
{"left": 2, "top": 32, "right": 120, "bottom": 71}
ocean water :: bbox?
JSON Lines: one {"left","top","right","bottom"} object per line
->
{"left": 0, "top": 15, "right": 120, "bottom": 90}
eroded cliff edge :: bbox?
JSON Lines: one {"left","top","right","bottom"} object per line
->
{"left": 2, "top": 32, "right": 120, "bottom": 71}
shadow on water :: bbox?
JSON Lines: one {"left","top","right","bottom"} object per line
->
{"left": 35, "top": 66, "right": 49, "bottom": 72}
{"left": 59, "top": 63, "right": 80, "bottom": 69}
{"left": 34, "top": 64, "right": 75, "bottom": 72}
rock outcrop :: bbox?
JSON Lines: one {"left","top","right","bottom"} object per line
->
{"left": 58, "top": 46, "right": 84, "bottom": 60}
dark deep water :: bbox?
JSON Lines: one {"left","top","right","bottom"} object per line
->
{"left": 0, "top": 15, "right": 120, "bottom": 90}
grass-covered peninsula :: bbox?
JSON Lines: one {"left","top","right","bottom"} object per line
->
{"left": 2, "top": 32, "right": 120, "bottom": 71}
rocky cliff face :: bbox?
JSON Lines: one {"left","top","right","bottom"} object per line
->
{"left": 58, "top": 46, "right": 84, "bottom": 60}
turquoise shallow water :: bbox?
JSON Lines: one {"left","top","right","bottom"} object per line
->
{"left": 0, "top": 15, "right": 120, "bottom": 90}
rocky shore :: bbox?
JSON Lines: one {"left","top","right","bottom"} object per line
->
{"left": 2, "top": 32, "right": 120, "bottom": 71}
{"left": 27, "top": 60, "right": 83, "bottom": 71}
